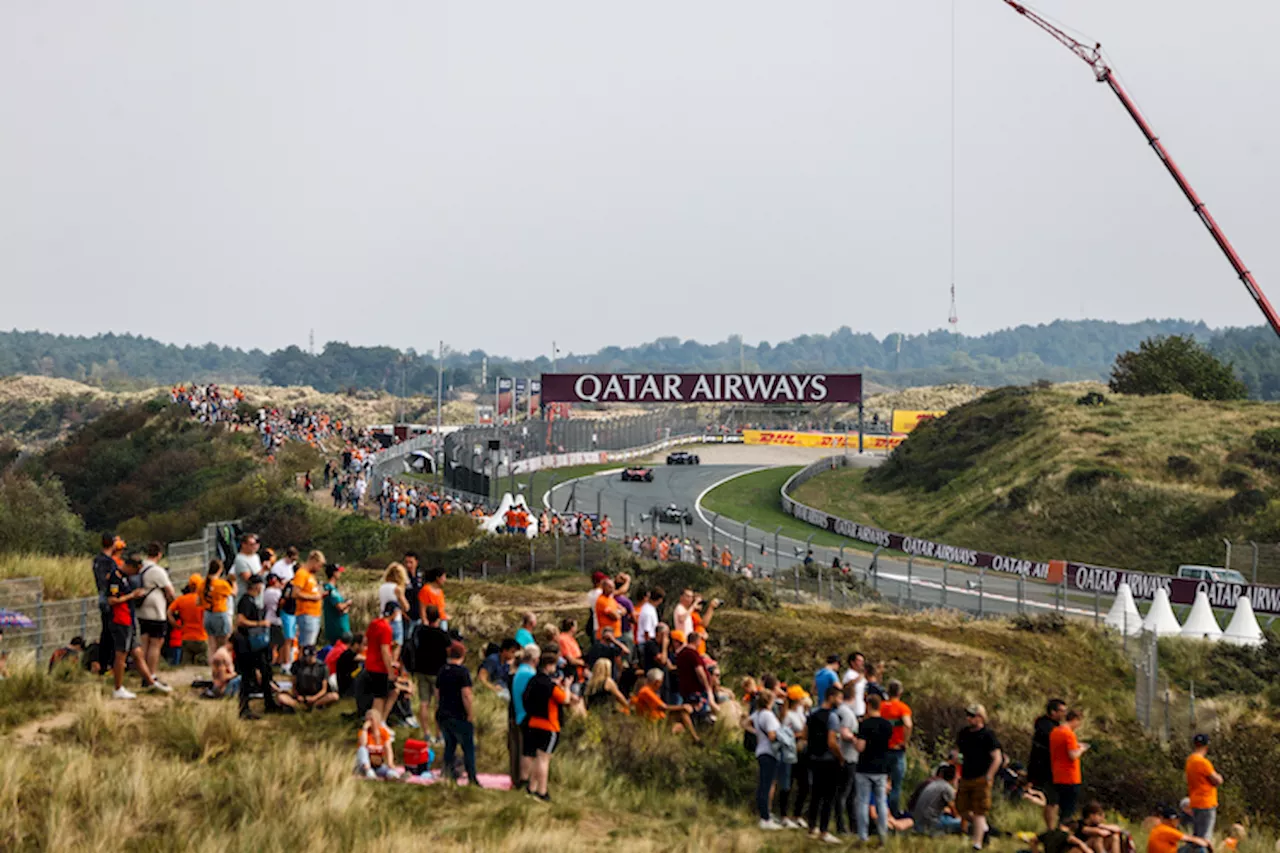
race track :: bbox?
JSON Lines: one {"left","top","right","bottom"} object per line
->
{"left": 549, "top": 459, "right": 1103, "bottom": 620}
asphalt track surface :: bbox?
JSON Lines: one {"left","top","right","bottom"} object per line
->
{"left": 548, "top": 462, "right": 1105, "bottom": 620}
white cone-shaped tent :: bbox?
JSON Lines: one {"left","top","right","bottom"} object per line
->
{"left": 1180, "top": 591, "right": 1223, "bottom": 641}
{"left": 1222, "top": 596, "right": 1265, "bottom": 647}
{"left": 1105, "top": 583, "right": 1143, "bottom": 635}
{"left": 1142, "top": 588, "right": 1183, "bottom": 637}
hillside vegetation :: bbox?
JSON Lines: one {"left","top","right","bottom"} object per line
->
{"left": 792, "top": 385, "right": 1280, "bottom": 573}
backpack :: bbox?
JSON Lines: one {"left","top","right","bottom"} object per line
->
{"left": 401, "top": 624, "right": 421, "bottom": 674}
{"left": 280, "top": 580, "right": 298, "bottom": 616}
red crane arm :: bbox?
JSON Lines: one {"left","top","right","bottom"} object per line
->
{"left": 1002, "top": 1, "right": 1280, "bottom": 338}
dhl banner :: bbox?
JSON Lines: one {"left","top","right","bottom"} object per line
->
{"left": 742, "top": 429, "right": 907, "bottom": 451}
{"left": 891, "top": 410, "right": 947, "bottom": 433}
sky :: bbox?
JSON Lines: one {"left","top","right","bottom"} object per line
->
{"left": 2, "top": 1, "right": 1278, "bottom": 360}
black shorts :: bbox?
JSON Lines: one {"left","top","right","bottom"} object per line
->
{"left": 1039, "top": 781, "right": 1059, "bottom": 805}
{"left": 108, "top": 622, "right": 137, "bottom": 652}
{"left": 366, "top": 671, "right": 391, "bottom": 698}
{"left": 138, "top": 619, "right": 168, "bottom": 640}
{"left": 523, "top": 726, "right": 558, "bottom": 756}
{"left": 1056, "top": 783, "right": 1080, "bottom": 819}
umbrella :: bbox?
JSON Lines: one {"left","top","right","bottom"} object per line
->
{"left": 0, "top": 608, "right": 35, "bottom": 629}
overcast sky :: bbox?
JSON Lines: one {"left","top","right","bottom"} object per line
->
{"left": 2, "top": 1, "right": 1277, "bottom": 360}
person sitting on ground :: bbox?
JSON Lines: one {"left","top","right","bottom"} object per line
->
{"left": 356, "top": 707, "right": 403, "bottom": 780}
{"left": 333, "top": 633, "right": 366, "bottom": 697}
{"left": 203, "top": 638, "right": 240, "bottom": 699}
{"left": 912, "top": 764, "right": 963, "bottom": 835}
{"left": 632, "top": 668, "right": 701, "bottom": 744}
{"left": 478, "top": 638, "right": 518, "bottom": 700}
{"left": 276, "top": 645, "right": 340, "bottom": 712}
{"left": 1077, "top": 801, "right": 1132, "bottom": 853}
{"left": 48, "top": 636, "right": 85, "bottom": 672}
{"left": 1146, "top": 805, "right": 1212, "bottom": 853}
{"left": 583, "top": 658, "right": 630, "bottom": 714}
{"left": 1033, "top": 820, "right": 1092, "bottom": 853}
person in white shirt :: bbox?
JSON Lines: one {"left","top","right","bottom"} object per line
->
{"left": 135, "top": 542, "right": 176, "bottom": 679}
{"left": 270, "top": 546, "right": 297, "bottom": 585}
{"left": 672, "top": 588, "right": 696, "bottom": 639}
{"left": 631, "top": 535, "right": 642, "bottom": 556}
{"left": 842, "top": 651, "right": 867, "bottom": 716}
{"left": 637, "top": 587, "right": 663, "bottom": 643}
{"left": 263, "top": 573, "right": 284, "bottom": 663}
{"left": 232, "top": 534, "right": 263, "bottom": 609}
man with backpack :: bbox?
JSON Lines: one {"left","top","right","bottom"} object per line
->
{"left": 135, "top": 542, "right": 177, "bottom": 679}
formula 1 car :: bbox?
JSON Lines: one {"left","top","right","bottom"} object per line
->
{"left": 643, "top": 503, "right": 695, "bottom": 525}
{"left": 666, "top": 450, "right": 700, "bottom": 465}
{"left": 620, "top": 466, "right": 654, "bottom": 482}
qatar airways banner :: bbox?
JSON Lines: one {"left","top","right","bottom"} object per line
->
{"left": 540, "top": 373, "right": 861, "bottom": 404}
{"left": 1065, "top": 562, "right": 1280, "bottom": 616}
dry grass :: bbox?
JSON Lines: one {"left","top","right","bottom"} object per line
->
{"left": 0, "top": 552, "right": 93, "bottom": 600}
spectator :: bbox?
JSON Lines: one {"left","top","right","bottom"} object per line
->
{"left": 135, "top": 542, "right": 176, "bottom": 677}
{"left": 842, "top": 651, "right": 867, "bottom": 716}
{"left": 479, "top": 638, "right": 518, "bottom": 699}
{"left": 1147, "top": 806, "right": 1211, "bottom": 853}
{"left": 321, "top": 564, "right": 351, "bottom": 645}
{"left": 912, "top": 764, "right": 962, "bottom": 835}
{"left": 594, "top": 578, "right": 623, "bottom": 643}
{"left": 105, "top": 556, "right": 171, "bottom": 699}
{"left": 364, "top": 601, "right": 399, "bottom": 719}
{"left": 632, "top": 669, "right": 700, "bottom": 744}
{"left": 833, "top": 680, "right": 860, "bottom": 836}
{"left": 583, "top": 658, "right": 629, "bottom": 714}
{"left": 356, "top": 708, "right": 403, "bottom": 780}
{"left": 199, "top": 558, "right": 236, "bottom": 664}
{"left": 412, "top": 605, "right": 451, "bottom": 742}
{"left": 523, "top": 651, "right": 569, "bottom": 802}
{"left": 402, "top": 552, "right": 423, "bottom": 627}
{"left": 231, "top": 534, "right": 262, "bottom": 609}
{"left": 167, "top": 580, "right": 208, "bottom": 664}
{"left": 1185, "top": 734, "right": 1223, "bottom": 850}
{"left": 777, "top": 684, "right": 810, "bottom": 829}
{"left": 637, "top": 586, "right": 663, "bottom": 643}
{"left": 378, "top": 563, "right": 411, "bottom": 649}
{"left": 556, "top": 618, "right": 586, "bottom": 686}
{"left": 334, "top": 634, "right": 366, "bottom": 698}
{"left": 806, "top": 685, "right": 846, "bottom": 844}
{"left": 515, "top": 612, "right": 537, "bottom": 648}
{"left": 863, "top": 662, "right": 885, "bottom": 703}
{"left": 585, "top": 625, "right": 628, "bottom": 682}
{"left": 291, "top": 551, "right": 326, "bottom": 650}
{"left": 881, "top": 679, "right": 913, "bottom": 816}
{"left": 1034, "top": 819, "right": 1092, "bottom": 853}
{"left": 1051, "top": 711, "right": 1090, "bottom": 824}
{"left": 275, "top": 645, "right": 339, "bottom": 711}
{"left": 1078, "top": 801, "right": 1130, "bottom": 853}
{"left": 673, "top": 630, "right": 717, "bottom": 721}
{"left": 203, "top": 638, "right": 239, "bottom": 699}
{"left": 91, "top": 533, "right": 121, "bottom": 676}
{"left": 48, "top": 636, "right": 85, "bottom": 672}
{"left": 854, "top": 692, "right": 895, "bottom": 843}
{"left": 234, "top": 574, "right": 278, "bottom": 719}
{"left": 417, "top": 568, "right": 448, "bottom": 630}
{"left": 263, "top": 573, "right": 285, "bottom": 665}
{"left": 437, "top": 641, "right": 481, "bottom": 787}
{"left": 614, "top": 573, "right": 636, "bottom": 639}
{"left": 814, "top": 653, "right": 841, "bottom": 703}
{"left": 672, "top": 587, "right": 696, "bottom": 638}
{"left": 956, "top": 703, "right": 1003, "bottom": 851}
{"left": 511, "top": 644, "right": 540, "bottom": 790}
{"left": 1031, "top": 699, "right": 1068, "bottom": 829}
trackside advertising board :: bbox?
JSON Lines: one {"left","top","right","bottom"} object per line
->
{"left": 891, "top": 410, "right": 947, "bottom": 433}
{"left": 540, "top": 373, "right": 861, "bottom": 404}
{"left": 782, "top": 468, "right": 1280, "bottom": 614}
{"left": 743, "top": 430, "right": 907, "bottom": 451}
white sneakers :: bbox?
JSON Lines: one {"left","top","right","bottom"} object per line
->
{"left": 794, "top": 818, "right": 808, "bottom": 830}
{"left": 759, "top": 819, "right": 783, "bottom": 831}
{"left": 821, "top": 833, "right": 842, "bottom": 845}
{"left": 780, "top": 818, "right": 799, "bottom": 829}
{"left": 112, "top": 687, "right": 137, "bottom": 700}
{"left": 146, "top": 679, "right": 173, "bottom": 694}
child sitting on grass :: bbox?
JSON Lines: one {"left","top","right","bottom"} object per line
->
{"left": 356, "top": 708, "right": 403, "bottom": 780}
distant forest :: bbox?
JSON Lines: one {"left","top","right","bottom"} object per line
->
{"left": 3, "top": 320, "right": 1279, "bottom": 399}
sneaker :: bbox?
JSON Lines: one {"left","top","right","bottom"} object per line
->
{"left": 780, "top": 818, "right": 798, "bottom": 829}
{"left": 794, "top": 818, "right": 808, "bottom": 830}
{"left": 404, "top": 715, "right": 421, "bottom": 729}
{"left": 759, "top": 819, "right": 783, "bottom": 831}
{"left": 822, "top": 833, "right": 843, "bottom": 844}
{"left": 112, "top": 687, "right": 137, "bottom": 700}
{"left": 145, "top": 679, "right": 173, "bottom": 694}
{"left": 534, "top": 792, "right": 551, "bottom": 804}
{"left": 364, "top": 769, "right": 377, "bottom": 780}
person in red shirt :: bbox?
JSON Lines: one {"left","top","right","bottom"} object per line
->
{"left": 365, "top": 601, "right": 399, "bottom": 719}
{"left": 880, "top": 679, "right": 914, "bottom": 817}
{"left": 1050, "top": 710, "right": 1089, "bottom": 823}
{"left": 523, "top": 651, "right": 571, "bottom": 803}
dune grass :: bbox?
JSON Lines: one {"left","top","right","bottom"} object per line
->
{"left": 0, "top": 552, "right": 93, "bottom": 600}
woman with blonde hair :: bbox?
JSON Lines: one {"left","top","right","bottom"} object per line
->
{"left": 199, "top": 558, "right": 236, "bottom": 663}
{"left": 378, "top": 562, "right": 412, "bottom": 648}
{"left": 582, "top": 658, "right": 629, "bottom": 714}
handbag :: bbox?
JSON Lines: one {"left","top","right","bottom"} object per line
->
{"left": 248, "top": 628, "right": 270, "bottom": 653}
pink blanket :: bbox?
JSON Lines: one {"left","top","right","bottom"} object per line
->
{"left": 403, "top": 773, "right": 512, "bottom": 789}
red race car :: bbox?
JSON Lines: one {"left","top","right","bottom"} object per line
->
{"left": 620, "top": 466, "right": 654, "bottom": 482}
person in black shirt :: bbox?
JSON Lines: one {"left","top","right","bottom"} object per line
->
{"left": 91, "top": 533, "right": 120, "bottom": 675}
{"left": 335, "top": 634, "right": 365, "bottom": 697}
{"left": 864, "top": 662, "right": 886, "bottom": 703}
{"left": 412, "top": 605, "right": 451, "bottom": 742}
{"left": 584, "top": 626, "right": 628, "bottom": 680}
{"left": 234, "top": 575, "right": 279, "bottom": 719}
{"left": 436, "top": 641, "right": 481, "bottom": 787}
{"left": 276, "top": 645, "right": 338, "bottom": 711}
{"left": 1030, "top": 699, "right": 1067, "bottom": 829}
{"left": 805, "top": 685, "right": 846, "bottom": 844}
{"left": 956, "top": 704, "right": 1003, "bottom": 850}
{"left": 854, "top": 693, "right": 895, "bottom": 842}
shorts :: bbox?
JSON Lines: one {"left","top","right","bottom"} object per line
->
{"left": 415, "top": 673, "right": 437, "bottom": 704}
{"left": 108, "top": 622, "right": 137, "bottom": 653}
{"left": 204, "top": 610, "right": 232, "bottom": 638}
{"left": 955, "top": 777, "right": 992, "bottom": 817}
{"left": 1040, "top": 780, "right": 1060, "bottom": 805}
{"left": 181, "top": 641, "right": 208, "bottom": 665}
{"left": 280, "top": 612, "right": 298, "bottom": 640}
{"left": 366, "top": 671, "right": 391, "bottom": 698}
{"left": 391, "top": 619, "right": 404, "bottom": 645}
{"left": 1055, "top": 783, "right": 1081, "bottom": 820}
{"left": 524, "top": 726, "right": 558, "bottom": 756}
{"left": 269, "top": 624, "right": 284, "bottom": 649}
{"left": 138, "top": 619, "right": 168, "bottom": 640}
{"left": 684, "top": 691, "right": 711, "bottom": 718}
{"left": 296, "top": 614, "right": 321, "bottom": 647}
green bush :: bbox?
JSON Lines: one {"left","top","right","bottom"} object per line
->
{"left": 1226, "top": 489, "right": 1269, "bottom": 516}
{"left": 0, "top": 472, "right": 89, "bottom": 555}
{"left": 1254, "top": 427, "right": 1280, "bottom": 455}
{"left": 1065, "top": 464, "right": 1128, "bottom": 493}
{"left": 317, "top": 514, "right": 390, "bottom": 565}
{"left": 1109, "top": 335, "right": 1248, "bottom": 400}
{"left": 634, "top": 562, "right": 778, "bottom": 613}
{"left": 1166, "top": 455, "right": 1201, "bottom": 479}
{"left": 1219, "top": 467, "right": 1255, "bottom": 490}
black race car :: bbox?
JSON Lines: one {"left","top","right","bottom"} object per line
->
{"left": 666, "top": 450, "right": 701, "bottom": 465}
{"left": 645, "top": 503, "right": 695, "bottom": 525}
{"left": 620, "top": 466, "right": 654, "bottom": 482}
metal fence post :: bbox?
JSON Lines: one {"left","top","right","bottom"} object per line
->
{"left": 1017, "top": 575, "right": 1025, "bottom": 615}
{"left": 817, "top": 563, "right": 823, "bottom": 601}
{"left": 743, "top": 520, "right": 754, "bottom": 559}
{"left": 570, "top": 481, "right": 578, "bottom": 513}
{"left": 1222, "top": 539, "right": 1231, "bottom": 576}
{"left": 483, "top": 560, "right": 489, "bottom": 580}
{"left": 596, "top": 491, "right": 602, "bottom": 524}
{"left": 1058, "top": 578, "right": 1066, "bottom": 613}
{"left": 794, "top": 564, "right": 800, "bottom": 600}
{"left": 623, "top": 498, "right": 629, "bottom": 538}
{"left": 838, "top": 544, "right": 845, "bottom": 570}
{"left": 906, "top": 556, "right": 914, "bottom": 605}
{"left": 79, "top": 597, "right": 88, "bottom": 640}
{"left": 710, "top": 513, "right": 720, "bottom": 551}
{"left": 774, "top": 527, "right": 782, "bottom": 579}
{"left": 1094, "top": 585, "right": 1101, "bottom": 626}
{"left": 35, "top": 592, "right": 45, "bottom": 664}
{"left": 579, "top": 535, "right": 586, "bottom": 573}
{"left": 942, "top": 563, "right": 949, "bottom": 609}
{"left": 977, "top": 567, "right": 985, "bottom": 619}
{"left": 1251, "top": 541, "right": 1259, "bottom": 584}
{"left": 530, "top": 539, "right": 536, "bottom": 574}
{"left": 554, "top": 527, "right": 561, "bottom": 567}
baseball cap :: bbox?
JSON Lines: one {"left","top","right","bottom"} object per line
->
{"left": 382, "top": 600, "right": 401, "bottom": 616}
{"left": 1157, "top": 805, "right": 1180, "bottom": 820}
{"left": 591, "top": 571, "right": 606, "bottom": 584}
{"left": 787, "top": 685, "right": 810, "bottom": 701}
{"left": 965, "top": 703, "right": 988, "bottom": 719}
{"left": 669, "top": 630, "right": 687, "bottom": 644}
{"left": 301, "top": 645, "right": 317, "bottom": 657}
{"left": 1192, "top": 733, "right": 1210, "bottom": 746}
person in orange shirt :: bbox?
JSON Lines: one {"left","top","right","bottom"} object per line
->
{"left": 580, "top": 516, "right": 593, "bottom": 538}
{"left": 880, "top": 678, "right": 914, "bottom": 816}
{"left": 291, "top": 550, "right": 326, "bottom": 648}
{"left": 1185, "top": 734, "right": 1223, "bottom": 846}
{"left": 632, "top": 668, "right": 700, "bottom": 742}
{"left": 1147, "top": 806, "right": 1210, "bottom": 853}
{"left": 719, "top": 547, "right": 732, "bottom": 570}
{"left": 167, "top": 580, "right": 208, "bottom": 664}
{"left": 524, "top": 651, "right": 571, "bottom": 802}
{"left": 594, "top": 578, "right": 623, "bottom": 642}
{"left": 599, "top": 515, "right": 611, "bottom": 540}
{"left": 1050, "top": 711, "right": 1089, "bottom": 823}
{"left": 417, "top": 567, "right": 448, "bottom": 629}
{"left": 199, "top": 559, "right": 236, "bottom": 662}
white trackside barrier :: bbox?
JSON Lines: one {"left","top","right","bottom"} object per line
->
{"left": 1142, "top": 587, "right": 1183, "bottom": 637}
{"left": 1104, "top": 582, "right": 1143, "bottom": 636}
{"left": 1222, "top": 596, "right": 1265, "bottom": 647}
{"left": 1180, "top": 591, "right": 1223, "bottom": 641}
